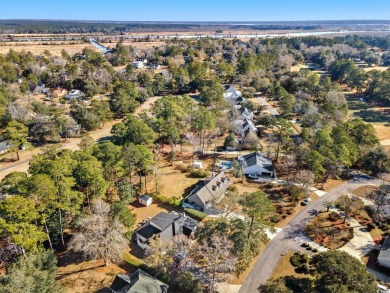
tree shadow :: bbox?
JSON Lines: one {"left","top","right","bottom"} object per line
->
{"left": 94, "top": 288, "right": 111, "bottom": 293}
{"left": 354, "top": 109, "right": 390, "bottom": 123}
{"left": 56, "top": 262, "right": 105, "bottom": 280}
{"left": 56, "top": 250, "right": 85, "bottom": 267}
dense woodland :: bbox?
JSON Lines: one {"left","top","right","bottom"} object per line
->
{"left": 0, "top": 33, "right": 390, "bottom": 292}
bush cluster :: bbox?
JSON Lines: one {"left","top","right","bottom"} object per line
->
{"left": 184, "top": 208, "right": 207, "bottom": 221}
{"left": 150, "top": 193, "right": 181, "bottom": 207}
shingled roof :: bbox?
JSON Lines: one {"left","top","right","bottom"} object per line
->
{"left": 188, "top": 172, "right": 230, "bottom": 208}
{"left": 110, "top": 270, "right": 169, "bottom": 293}
{"left": 239, "top": 152, "right": 274, "bottom": 172}
{"left": 378, "top": 236, "right": 390, "bottom": 265}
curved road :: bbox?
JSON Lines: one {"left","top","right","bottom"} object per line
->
{"left": 238, "top": 176, "right": 381, "bottom": 293}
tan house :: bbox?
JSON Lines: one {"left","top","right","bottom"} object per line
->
{"left": 187, "top": 171, "right": 230, "bottom": 211}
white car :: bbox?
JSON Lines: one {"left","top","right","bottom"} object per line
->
{"left": 301, "top": 198, "right": 312, "bottom": 206}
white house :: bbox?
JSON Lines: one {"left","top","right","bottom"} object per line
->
{"left": 378, "top": 237, "right": 390, "bottom": 269}
{"left": 224, "top": 86, "right": 245, "bottom": 105}
{"left": 193, "top": 161, "right": 203, "bottom": 169}
{"left": 234, "top": 118, "right": 257, "bottom": 137}
{"left": 132, "top": 61, "right": 145, "bottom": 69}
{"left": 234, "top": 105, "right": 254, "bottom": 120}
{"left": 139, "top": 195, "right": 153, "bottom": 207}
{"left": 238, "top": 152, "right": 276, "bottom": 178}
{"left": 65, "top": 89, "right": 84, "bottom": 100}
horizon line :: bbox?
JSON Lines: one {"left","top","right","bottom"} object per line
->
{"left": 1, "top": 18, "right": 390, "bottom": 23}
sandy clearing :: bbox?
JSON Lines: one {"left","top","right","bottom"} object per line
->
{"left": 381, "top": 139, "right": 390, "bottom": 146}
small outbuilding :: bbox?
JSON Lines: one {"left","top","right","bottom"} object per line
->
{"left": 139, "top": 195, "right": 153, "bottom": 207}
{"left": 193, "top": 161, "right": 203, "bottom": 169}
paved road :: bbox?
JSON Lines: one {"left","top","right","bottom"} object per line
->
{"left": 238, "top": 177, "right": 381, "bottom": 293}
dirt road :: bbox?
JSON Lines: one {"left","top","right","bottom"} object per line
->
{"left": 0, "top": 96, "right": 161, "bottom": 180}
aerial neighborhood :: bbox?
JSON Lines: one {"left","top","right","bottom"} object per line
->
{"left": 0, "top": 7, "right": 390, "bottom": 293}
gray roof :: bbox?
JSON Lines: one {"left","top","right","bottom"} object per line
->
{"left": 136, "top": 211, "right": 199, "bottom": 241}
{"left": 239, "top": 152, "right": 274, "bottom": 172}
{"left": 189, "top": 172, "right": 230, "bottom": 205}
{"left": 139, "top": 195, "right": 152, "bottom": 201}
{"left": 110, "top": 270, "right": 169, "bottom": 293}
{"left": 379, "top": 237, "right": 390, "bottom": 262}
{"left": 0, "top": 142, "right": 9, "bottom": 152}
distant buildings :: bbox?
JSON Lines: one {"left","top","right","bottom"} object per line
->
{"left": 33, "top": 85, "right": 50, "bottom": 95}
{"left": 65, "top": 89, "right": 84, "bottom": 100}
{"left": 187, "top": 171, "right": 230, "bottom": 212}
{"left": 224, "top": 85, "right": 258, "bottom": 143}
{"left": 132, "top": 61, "right": 145, "bottom": 69}
{"left": 224, "top": 85, "right": 244, "bottom": 105}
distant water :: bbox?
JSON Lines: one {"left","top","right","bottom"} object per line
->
{"left": 89, "top": 38, "right": 110, "bottom": 53}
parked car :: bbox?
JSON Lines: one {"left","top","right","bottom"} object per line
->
{"left": 301, "top": 198, "right": 312, "bottom": 206}
{"left": 248, "top": 173, "right": 261, "bottom": 179}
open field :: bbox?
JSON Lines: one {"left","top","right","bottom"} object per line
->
{"left": 0, "top": 42, "right": 97, "bottom": 56}
{"left": 0, "top": 40, "right": 166, "bottom": 56}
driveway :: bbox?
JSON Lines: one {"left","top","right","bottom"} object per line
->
{"left": 256, "top": 97, "right": 279, "bottom": 116}
{"left": 238, "top": 177, "right": 381, "bottom": 293}
{"left": 339, "top": 217, "right": 378, "bottom": 260}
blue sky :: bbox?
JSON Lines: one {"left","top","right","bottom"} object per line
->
{"left": 1, "top": 0, "right": 389, "bottom": 21}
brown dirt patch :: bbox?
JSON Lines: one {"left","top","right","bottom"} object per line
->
{"left": 130, "top": 202, "right": 170, "bottom": 226}
{"left": 304, "top": 211, "right": 353, "bottom": 249}
{"left": 56, "top": 258, "right": 127, "bottom": 293}
{"left": 352, "top": 185, "right": 378, "bottom": 198}
{"left": 317, "top": 179, "right": 345, "bottom": 192}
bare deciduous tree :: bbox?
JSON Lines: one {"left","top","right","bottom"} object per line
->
{"left": 68, "top": 200, "right": 127, "bottom": 267}
{"left": 294, "top": 169, "right": 315, "bottom": 195}
{"left": 198, "top": 235, "right": 237, "bottom": 292}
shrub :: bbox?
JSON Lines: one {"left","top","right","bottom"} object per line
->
{"left": 290, "top": 252, "right": 309, "bottom": 268}
{"left": 177, "top": 163, "right": 189, "bottom": 173}
{"left": 290, "top": 254, "right": 302, "bottom": 268}
{"left": 270, "top": 213, "right": 283, "bottom": 223}
{"left": 302, "top": 263, "right": 310, "bottom": 274}
{"left": 367, "top": 222, "right": 376, "bottom": 230}
{"left": 150, "top": 193, "right": 181, "bottom": 207}
{"left": 189, "top": 168, "right": 209, "bottom": 178}
{"left": 328, "top": 211, "right": 340, "bottom": 222}
{"left": 184, "top": 208, "right": 207, "bottom": 221}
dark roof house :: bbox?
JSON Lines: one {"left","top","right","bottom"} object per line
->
{"left": 378, "top": 237, "right": 390, "bottom": 269}
{"left": 238, "top": 152, "right": 276, "bottom": 177}
{"left": 187, "top": 171, "right": 230, "bottom": 211}
{"left": 109, "top": 269, "right": 168, "bottom": 293}
{"left": 135, "top": 211, "right": 199, "bottom": 245}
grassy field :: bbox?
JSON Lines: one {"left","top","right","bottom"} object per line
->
{"left": 346, "top": 92, "right": 390, "bottom": 152}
